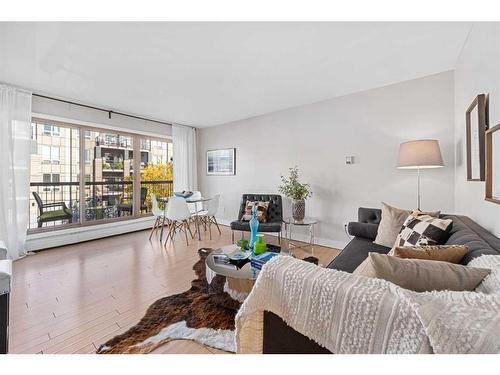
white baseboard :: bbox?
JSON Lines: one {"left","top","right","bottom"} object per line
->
{"left": 216, "top": 218, "right": 348, "bottom": 250}
{"left": 26, "top": 216, "right": 155, "bottom": 251}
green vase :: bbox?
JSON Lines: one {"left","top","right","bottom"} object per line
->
{"left": 253, "top": 234, "right": 267, "bottom": 255}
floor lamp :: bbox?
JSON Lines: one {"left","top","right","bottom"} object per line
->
{"left": 397, "top": 139, "right": 444, "bottom": 210}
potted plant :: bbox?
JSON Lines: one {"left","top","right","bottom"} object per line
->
{"left": 278, "top": 166, "right": 312, "bottom": 221}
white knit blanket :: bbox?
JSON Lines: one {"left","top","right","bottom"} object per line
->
{"left": 235, "top": 255, "right": 500, "bottom": 354}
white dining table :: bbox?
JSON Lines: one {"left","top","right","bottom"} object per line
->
{"left": 158, "top": 196, "right": 213, "bottom": 241}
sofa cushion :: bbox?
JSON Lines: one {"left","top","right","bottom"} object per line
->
{"left": 442, "top": 215, "right": 500, "bottom": 265}
{"left": 327, "top": 237, "right": 390, "bottom": 273}
{"left": 241, "top": 200, "right": 269, "bottom": 222}
{"left": 361, "top": 253, "right": 490, "bottom": 292}
{"left": 395, "top": 213, "right": 453, "bottom": 247}
{"left": 374, "top": 202, "right": 411, "bottom": 247}
{"left": 230, "top": 220, "right": 282, "bottom": 233}
{"left": 393, "top": 245, "right": 469, "bottom": 263}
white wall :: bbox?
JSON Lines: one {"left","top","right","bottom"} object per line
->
{"left": 454, "top": 23, "right": 500, "bottom": 237}
{"left": 198, "top": 72, "right": 455, "bottom": 248}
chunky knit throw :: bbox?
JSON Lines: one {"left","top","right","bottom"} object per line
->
{"left": 235, "top": 255, "right": 500, "bottom": 354}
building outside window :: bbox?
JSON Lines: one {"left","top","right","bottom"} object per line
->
{"left": 29, "top": 119, "right": 173, "bottom": 231}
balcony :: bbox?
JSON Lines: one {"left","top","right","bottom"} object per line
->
{"left": 29, "top": 180, "right": 173, "bottom": 231}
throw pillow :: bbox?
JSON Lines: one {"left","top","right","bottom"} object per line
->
{"left": 394, "top": 213, "right": 453, "bottom": 247}
{"left": 360, "top": 253, "right": 490, "bottom": 292}
{"left": 374, "top": 202, "right": 412, "bottom": 247}
{"left": 393, "top": 245, "right": 469, "bottom": 264}
{"left": 374, "top": 204, "right": 441, "bottom": 248}
{"left": 241, "top": 200, "right": 270, "bottom": 223}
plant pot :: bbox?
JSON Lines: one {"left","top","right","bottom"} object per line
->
{"left": 291, "top": 199, "right": 305, "bottom": 221}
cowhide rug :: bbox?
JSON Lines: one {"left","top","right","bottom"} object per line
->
{"left": 97, "top": 248, "right": 240, "bottom": 354}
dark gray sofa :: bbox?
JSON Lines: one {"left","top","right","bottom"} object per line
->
{"left": 262, "top": 207, "right": 500, "bottom": 354}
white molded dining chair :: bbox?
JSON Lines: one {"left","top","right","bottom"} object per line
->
{"left": 188, "top": 191, "right": 203, "bottom": 214}
{"left": 149, "top": 193, "right": 167, "bottom": 240}
{"left": 164, "top": 197, "right": 193, "bottom": 246}
{"left": 198, "top": 194, "right": 221, "bottom": 240}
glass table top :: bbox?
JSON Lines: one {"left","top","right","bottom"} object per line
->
{"left": 205, "top": 244, "right": 294, "bottom": 280}
{"left": 283, "top": 217, "right": 318, "bottom": 225}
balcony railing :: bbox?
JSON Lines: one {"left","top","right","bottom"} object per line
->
{"left": 29, "top": 180, "right": 173, "bottom": 231}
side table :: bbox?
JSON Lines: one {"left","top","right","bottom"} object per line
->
{"left": 283, "top": 217, "right": 319, "bottom": 254}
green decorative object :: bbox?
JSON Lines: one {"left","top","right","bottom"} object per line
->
{"left": 253, "top": 234, "right": 267, "bottom": 255}
{"left": 236, "top": 238, "right": 249, "bottom": 250}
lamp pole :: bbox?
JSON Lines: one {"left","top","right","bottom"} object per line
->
{"left": 417, "top": 167, "right": 421, "bottom": 211}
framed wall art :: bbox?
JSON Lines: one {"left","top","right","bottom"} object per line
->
{"left": 466, "top": 94, "right": 488, "bottom": 181}
{"left": 206, "top": 148, "right": 236, "bottom": 175}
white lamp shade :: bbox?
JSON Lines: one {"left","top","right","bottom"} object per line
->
{"left": 397, "top": 139, "right": 444, "bottom": 169}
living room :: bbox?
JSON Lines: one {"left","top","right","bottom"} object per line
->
{"left": 1, "top": 0, "right": 500, "bottom": 372}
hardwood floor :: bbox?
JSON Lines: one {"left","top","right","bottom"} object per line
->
{"left": 9, "top": 224, "right": 340, "bottom": 354}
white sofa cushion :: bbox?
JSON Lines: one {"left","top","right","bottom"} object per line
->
{"left": 0, "top": 260, "right": 12, "bottom": 295}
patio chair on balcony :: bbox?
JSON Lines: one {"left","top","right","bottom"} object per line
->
{"left": 117, "top": 187, "right": 148, "bottom": 216}
{"left": 32, "top": 192, "right": 73, "bottom": 228}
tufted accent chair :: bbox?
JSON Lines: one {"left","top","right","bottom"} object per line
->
{"left": 230, "top": 194, "right": 283, "bottom": 243}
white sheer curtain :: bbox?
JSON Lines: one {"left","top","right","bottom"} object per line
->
{"left": 0, "top": 84, "right": 32, "bottom": 260}
{"left": 172, "top": 124, "right": 198, "bottom": 192}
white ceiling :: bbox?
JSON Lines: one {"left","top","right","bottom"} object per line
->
{"left": 0, "top": 22, "right": 471, "bottom": 128}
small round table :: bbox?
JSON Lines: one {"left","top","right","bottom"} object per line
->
{"left": 283, "top": 217, "right": 319, "bottom": 254}
{"left": 205, "top": 244, "right": 297, "bottom": 301}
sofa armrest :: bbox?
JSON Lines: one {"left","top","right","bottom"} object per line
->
{"left": 0, "top": 260, "right": 12, "bottom": 296}
{"left": 348, "top": 222, "right": 379, "bottom": 241}
{"left": 0, "top": 241, "right": 6, "bottom": 260}
{"left": 0, "top": 259, "right": 11, "bottom": 354}
{"left": 358, "top": 207, "right": 382, "bottom": 224}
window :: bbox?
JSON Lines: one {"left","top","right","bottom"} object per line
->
{"left": 42, "top": 145, "right": 60, "bottom": 163}
{"left": 29, "top": 119, "right": 173, "bottom": 232}
{"left": 42, "top": 174, "right": 60, "bottom": 191}
{"left": 84, "top": 149, "right": 91, "bottom": 164}
{"left": 43, "top": 125, "right": 60, "bottom": 136}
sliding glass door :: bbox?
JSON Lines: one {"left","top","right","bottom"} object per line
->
{"left": 28, "top": 118, "right": 173, "bottom": 232}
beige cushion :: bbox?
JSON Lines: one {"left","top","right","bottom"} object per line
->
{"left": 359, "top": 253, "right": 490, "bottom": 292}
{"left": 374, "top": 205, "right": 441, "bottom": 249}
{"left": 394, "top": 245, "right": 469, "bottom": 264}
{"left": 374, "top": 203, "right": 412, "bottom": 247}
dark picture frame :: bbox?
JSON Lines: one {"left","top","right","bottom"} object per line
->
{"left": 485, "top": 123, "right": 500, "bottom": 205}
{"left": 466, "top": 94, "right": 488, "bottom": 181}
{"left": 206, "top": 148, "right": 236, "bottom": 176}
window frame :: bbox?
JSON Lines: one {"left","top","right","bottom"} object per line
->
{"left": 29, "top": 117, "right": 173, "bottom": 234}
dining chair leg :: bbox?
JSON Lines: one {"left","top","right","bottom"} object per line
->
{"left": 208, "top": 219, "right": 212, "bottom": 240}
{"left": 149, "top": 217, "right": 159, "bottom": 240}
{"left": 164, "top": 221, "right": 174, "bottom": 246}
{"left": 231, "top": 230, "right": 235, "bottom": 243}
{"left": 183, "top": 221, "right": 189, "bottom": 245}
{"left": 186, "top": 220, "right": 194, "bottom": 239}
{"left": 212, "top": 216, "right": 222, "bottom": 235}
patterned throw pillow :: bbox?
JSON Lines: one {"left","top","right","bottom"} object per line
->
{"left": 241, "top": 200, "right": 269, "bottom": 223}
{"left": 394, "top": 213, "right": 453, "bottom": 247}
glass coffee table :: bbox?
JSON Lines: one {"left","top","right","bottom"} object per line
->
{"left": 205, "top": 244, "right": 294, "bottom": 301}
